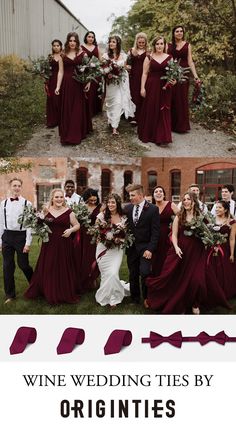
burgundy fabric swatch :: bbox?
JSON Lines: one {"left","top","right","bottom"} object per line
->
{"left": 9, "top": 326, "right": 37, "bottom": 355}
{"left": 57, "top": 327, "right": 85, "bottom": 355}
{"left": 142, "top": 330, "right": 236, "bottom": 348}
{"left": 104, "top": 329, "right": 132, "bottom": 355}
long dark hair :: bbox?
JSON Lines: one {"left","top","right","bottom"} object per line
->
{"left": 171, "top": 25, "right": 185, "bottom": 51}
{"left": 64, "top": 32, "right": 80, "bottom": 54}
{"left": 178, "top": 192, "right": 201, "bottom": 226}
{"left": 51, "top": 39, "right": 62, "bottom": 54}
{"left": 151, "top": 36, "right": 166, "bottom": 53}
{"left": 107, "top": 35, "right": 121, "bottom": 59}
{"left": 215, "top": 200, "right": 231, "bottom": 218}
{"left": 82, "top": 188, "right": 100, "bottom": 205}
{"left": 83, "top": 31, "right": 97, "bottom": 46}
{"left": 104, "top": 193, "right": 123, "bottom": 222}
{"left": 152, "top": 186, "right": 166, "bottom": 204}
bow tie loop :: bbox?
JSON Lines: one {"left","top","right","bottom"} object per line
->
{"left": 142, "top": 331, "right": 183, "bottom": 348}
{"left": 197, "top": 331, "right": 227, "bottom": 346}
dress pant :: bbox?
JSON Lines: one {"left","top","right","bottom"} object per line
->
{"left": 2, "top": 230, "right": 33, "bottom": 298}
{"left": 127, "top": 246, "right": 152, "bottom": 302}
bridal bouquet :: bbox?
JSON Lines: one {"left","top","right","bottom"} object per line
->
{"left": 101, "top": 58, "right": 126, "bottom": 86}
{"left": 69, "top": 202, "right": 91, "bottom": 228}
{"left": 73, "top": 55, "right": 102, "bottom": 84}
{"left": 28, "top": 56, "right": 52, "bottom": 81}
{"left": 18, "top": 205, "right": 52, "bottom": 243}
{"left": 191, "top": 80, "right": 207, "bottom": 110}
{"left": 161, "top": 59, "right": 190, "bottom": 90}
{"left": 88, "top": 216, "right": 134, "bottom": 250}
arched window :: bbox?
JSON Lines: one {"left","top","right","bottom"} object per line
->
{"left": 170, "top": 170, "right": 181, "bottom": 202}
{"left": 147, "top": 170, "right": 157, "bottom": 195}
{"left": 123, "top": 170, "right": 133, "bottom": 202}
{"left": 101, "top": 169, "right": 111, "bottom": 201}
{"left": 76, "top": 167, "right": 88, "bottom": 195}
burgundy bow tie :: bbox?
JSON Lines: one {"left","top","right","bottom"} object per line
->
{"left": 142, "top": 331, "right": 236, "bottom": 348}
{"left": 10, "top": 197, "right": 19, "bottom": 201}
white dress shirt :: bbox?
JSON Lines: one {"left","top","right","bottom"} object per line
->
{"left": 0, "top": 196, "right": 32, "bottom": 247}
{"left": 64, "top": 192, "right": 83, "bottom": 206}
{"left": 211, "top": 199, "right": 236, "bottom": 218}
{"left": 132, "top": 199, "right": 146, "bottom": 223}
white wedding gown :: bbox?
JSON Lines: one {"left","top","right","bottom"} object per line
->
{"left": 102, "top": 52, "right": 136, "bottom": 128}
{"left": 95, "top": 215, "right": 130, "bottom": 306}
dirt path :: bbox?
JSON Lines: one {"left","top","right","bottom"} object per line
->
{"left": 17, "top": 112, "right": 236, "bottom": 160}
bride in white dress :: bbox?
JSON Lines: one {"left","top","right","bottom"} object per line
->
{"left": 102, "top": 35, "right": 135, "bottom": 136}
{"left": 95, "top": 193, "right": 129, "bottom": 307}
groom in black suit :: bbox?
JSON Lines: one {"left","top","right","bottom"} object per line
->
{"left": 124, "top": 184, "right": 160, "bottom": 304}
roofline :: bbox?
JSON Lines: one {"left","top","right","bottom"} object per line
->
{"left": 55, "top": 0, "right": 88, "bottom": 31}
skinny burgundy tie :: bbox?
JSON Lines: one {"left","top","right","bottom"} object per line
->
{"left": 57, "top": 328, "right": 85, "bottom": 354}
{"left": 9, "top": 327, "right": 37, "bottom": 355}
{"left": 104, "top": 329, "right": 132, "bottom": 355}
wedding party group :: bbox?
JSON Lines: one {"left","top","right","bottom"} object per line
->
{"left": 40, "top": 25, "right": 200, "bottom": 145}
{"left": 0, "top": 177, "right": 236, "bottom": 314}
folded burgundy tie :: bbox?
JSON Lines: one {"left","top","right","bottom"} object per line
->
{"left": 9, "top": 327, "right": 37, "bottom": 355}
{"left": 104, "top": 329, "right": 132, "bottom": 355}
{"left": 142, "top": 331, "right": 236, "bottom": 348}
{"left": 57, "top": 328, "right": 85, "bottom": 354}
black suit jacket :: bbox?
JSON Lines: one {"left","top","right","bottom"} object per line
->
{"left": 124, "top": 201, "right": 160, "bottom": 254}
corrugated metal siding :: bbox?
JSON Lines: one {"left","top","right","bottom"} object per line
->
{"left": 0, "top": 0, "right": 88, "bottom": 58}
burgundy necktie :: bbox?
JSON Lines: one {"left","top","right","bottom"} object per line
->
{"left": 57, "top": 328, "right": 85, "bottom": 354}
{"left": 104, "top": 329, "right": 132, "bottom": 355}
{"left": 10, "top": 197, "right": 19, "bottom": 201}
{"left": 9, "top": 327, "right": 37, "bottom": 355}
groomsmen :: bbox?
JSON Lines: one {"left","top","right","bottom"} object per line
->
{"left": 0, "top": 178, "right": 33, "bottom": 303}
{"left": 64, "top": 179, "right": 83, "bottom": 205}
{"left": 124, "top": 184, "right": 160, "bottom": 304}
{"left": 211, "top": 184, "right": 236, "bottom": 218}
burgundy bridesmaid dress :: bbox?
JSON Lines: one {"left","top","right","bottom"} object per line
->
{"left": 151, "top": 201, "right": 174, "bottom": 276}
{"left": 138, "top": 55, "right": 172, "bottom": 145}
{"left": 25, "top": 209, "right": 79, "bottom": 305}
{"left": 129, "top": 49, "right": 146, "bottom": 123}
{"left": 74, "top": 204, "right": 101, "bottom": 293}
{"left": 60, "top": 52, "right": 92, "bottom": 145}
{"left": 167, "top": 42, "right": 190, "bottom": 133}
{"left": 81, "top": 45, "right": 102, "bottom": 117}
{"left": 206, "top": 221, "right": 236, "bottom": 301}
{"left": 46, "top": 58, "right": 61, "bottom": 127}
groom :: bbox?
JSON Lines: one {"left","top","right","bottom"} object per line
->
{"left": 124, "top": 184, "right": 160, "bottom": 304}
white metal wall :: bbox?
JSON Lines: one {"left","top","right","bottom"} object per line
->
{"left": 0, "top": 0, "right": 88, "bottom": 58}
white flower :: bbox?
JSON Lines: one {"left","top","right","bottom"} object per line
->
{"left": 106, "top": 231, "right": 114, "bottom": 240}
{"left": 36, "top": 212, "right": 45, "bottom": 220}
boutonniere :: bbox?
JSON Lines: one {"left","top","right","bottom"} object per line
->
{"left": 143, "top": 201, "right": 150, "bottom": 210}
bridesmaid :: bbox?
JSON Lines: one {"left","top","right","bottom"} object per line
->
{"left": 167, "top": 25, "right": 200, "bottom": 133}
{"left": 25, "top": 189, "right": 80, "bottom": 305}
{"left": 81, "top": 31, "right": 102, "bottom": 117}
{"left": 102, "top": 35, "right": 135, "bottom": 135}
{"left": 206, "top": 200, "right": 236, "bottom": 301}
{"left": 75, "top": 188, "right": 102, "bottom": 293}
{"left": 138, "top": 36, "right": 174, "bottom": 145}
{"left": 151, "top": 186, "right": 179, "bottom": 276}
{"left": 46, "top": 39, "right": 63, "bottom": 128}
{"left": 127, "top": 32, "right": 148, "bottom": 124}
{"left": 60, "top": 32, "right": 92, "bottom": 145}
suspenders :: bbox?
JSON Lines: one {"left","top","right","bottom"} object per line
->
{"left": 3, "top": 199, "right": 27, "bottom": 230}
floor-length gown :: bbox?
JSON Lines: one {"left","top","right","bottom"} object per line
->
{"left": 129, "top": 49, "right": 146, "bottom": 123}
{"left": 167, "top": 42, "right": 190, "bottom": 133}
{"left": 95, "top": 214, "right": 128, "bottom": 306}
{"left": 60, "top": 52, "right": 92, "bottom": 145}
{"left": 24, "top": 210, "right": 79, "bottom": 305}
{"left": 138, "top": 55, "right": 172, "bottom": 145}
{"left": 103, "top": 53, "right": 135, "bottom": 128}
{"left": 74, "top": 204, "right": 101, "bottom": 293}
{"left": 81, "top": 45, "right": 102, "bottom": 116}
{"left": 206, "top": 221, "right": 236, "bottom": 301}
{"left": 152, "top": 201, "right": 174, "bottom": 276}
{"left": 46, "top": 58, "right": 61, "bottom": 127}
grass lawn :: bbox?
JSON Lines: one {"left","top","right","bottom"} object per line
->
{"left": 0, "top": 237, "right": 235, "bottom": 315}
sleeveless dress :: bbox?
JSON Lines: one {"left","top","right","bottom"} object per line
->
{"left": 128, "top": 49, "right": 146, "bottom": 123}
{"left": 102, "top": 52, "right": 135, "bottom": 129}
{"left": 24, "top": 209, "right": 79, "bottom": 304}
{"left": 95, "top": 213, "right": 128, "bottom": 306}
{"left": 60, "top": 52, "right": 92, "bottom": 145}
{"left": 151, "top": 201, "right": 174, "bottom": 276}
{"left": 206, "top": 220, "right": 236, "bottom": 301}
{"left": 138, "top": 55, "right": 172, "bottom": 145}
{"left": 46, "top": 58, "right": 61, "bottom": 127}
{"left": 167, "top": 42, "right": 190, "bottom": 133}
{"left": 81, "top": 45, "right": 102, "bottom": 117}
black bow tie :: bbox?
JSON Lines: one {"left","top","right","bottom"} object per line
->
{"left": 10, "top": 197, "right": 19, "bottom": 201}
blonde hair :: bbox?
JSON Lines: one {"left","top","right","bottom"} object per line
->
{"left": 48, "top": 188, "right": 66, "bottom": 208}
{"left": 134, "top": 32, "right": 148, "bottom": 50}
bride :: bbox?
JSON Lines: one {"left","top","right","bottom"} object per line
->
{"left": 102, "top": 35, "right": 135, "bottom": 135}
{"left": 95, "top": 193, "right": 129, "bottom": 307}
